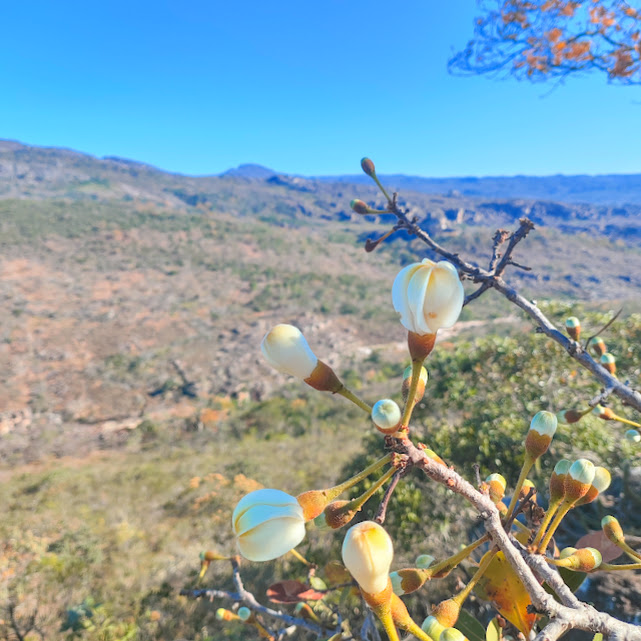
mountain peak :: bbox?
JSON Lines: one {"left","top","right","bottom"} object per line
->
{"left": 220, "top": 163, "right": 277, "bottom": 179}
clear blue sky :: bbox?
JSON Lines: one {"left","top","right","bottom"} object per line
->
{"left": 1, "top": 1, "right": 639, "bottom": 177}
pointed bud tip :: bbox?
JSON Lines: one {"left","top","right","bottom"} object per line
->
{"left": 360, "top": 157, "right": 376, "bottom": 177}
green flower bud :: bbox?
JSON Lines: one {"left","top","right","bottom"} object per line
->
{"left": 441, "top": 628, "right": 467, "bottom": 641}
{"left": 600, "top": 353, "right": 616, "bottom": 375}
{"left": 421, "top": 615, "right": 446, "bottom": 641}
{"left": 589, "top": 337, "right": 607, "bottom": 356}
{"left": 525, "top": 411, "right": 557, "bottom": 459}
{"left": 415, "top": 554, "right": 435, "bottom": 569}
{"left": 602, "top": 515, "right": 625, "bottom": 543}
{"left": 237, "top": 607, "right": 252, "bottom": 621}
{"left": 565, "top": 316, "right": 581, "bottom": 341}
{"left": 350, "top": 199, "right": 370, "bottom": 214}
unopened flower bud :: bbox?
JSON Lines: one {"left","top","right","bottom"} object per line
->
{"left": 391, "top": 568, "right": 427, "bottom": 595}
{"left": 415, "top": 554, "right": 435, "bottom": 569}
{"left": 320, "top": 500, "right": 357, "bottom": 530}
{"left": 422, "top": 616, "right": 446, "bottom": 641}
{"left": 350, "top": 199, "right": 370, "bottom": 214}
{"left": 576, "top": 466, "right": 611, "bottom": 506}
{"left": 402, "top": 365, "right": 429, "bottom": 404}
{"left": 237, "top": 607, "right": 252, "bottom": 621}
{"left": 558, "top": 548, "right": 602, "bottom": 572}
{"left": 556, "top": 409, "right": 586, "bottom": 425}
{"left": 441, "top": 628, "right": 467, "bottom": 641}
{"left": 525, "top": 411, "right": 557, "bottom": 460}
{"left": 565, "top": 316, "right": 581, "bottom": 341}
{"left": 432, "top": 598, "right": 461, "bottom": 627}
{"left": 216, "top": 608, "right": 239, "bottom": 621}
{"left": 625, "top": 429, "right": 641, "bottom": 443}
{"left": 361, "top": 157, "right": 376, "bottom": 177}
{"left": 601, "top": 353, "right": 616, "bottom": 375}
{"left": 519, "top": 479, "right": 537, "bottom": 503}
{"left": 232, "top": 488, "right": 306, "bottom": 561}
{"left": 589, "top": 337, "right": 607, "bottom": 356}
{"left": 550, "top": 459, "right": 571, "bottom": 502}
{"left": 559, "top": 547, "right": 577, "bottom": 559}
{"left": 565, "top": 459, "right": 596, "bottom": 502}
{"left": 342, "top": 521, "right": 394, "bottom": 595}
{"left": 423, "top": 447, "right": 447, "bottom": 466}
{"left": 593, "top": 405, "right": 615, "bottom": 420}
{"left": 486, "top": 473, "right": 507, "bottom": 504}
{"left": 371, "top": 399, "right": 402, "bottom": 434}
{"left": 602, "top": 515, "right": 625, "bottom": 544}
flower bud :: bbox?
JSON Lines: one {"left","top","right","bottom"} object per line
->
{"left": 600, "top": 353, "right": 616, "bottom": 375}
{"left": 422, "top": 616, "right": 446, "bottom": 641}
{"left": 415, "top": 554, "right": 435, "bottom": 569}
{"left": 441, "top": 628, "right": 467, "bottom": 641}
{"left": 342, "top": 521, "right": 394, "bottom": 595}
{"left": 216, "top": 608, "right": 239, "bottom": 621}
{"left": 350, "top": 199, "right": 370, "bottom": 215}
{"left": 565, "top": 316, "right": 581, "bottom": 341}
{"left": 486, "top": 473, "right": 507, "bottom": 504}
{"left": 261, "top": 324, "right": 318, "bottom": 379}
{"left": 602, "top": 515, "right": 625, "bottom": 544}
{"left": 390, "top": 568, "right": 427, "bottom": 595}
{"left": 392, "top": 259, "right": 464, "bottom": 337}
{"left": 519, "top": 479, "right": 537, "bottom": 503}
{"left": 423, "top": 447, "right": 447, "bottom": 466}
{"left": 318, "top": 500, "right": 357, "bottom": 530}
{"left": 556, "top": 409, "right": 586, "bottom": 425}
{"left": 200, "top": 550, "right": 227, "bottom": 562}
{"left": 589, "top": 336, "right": 607, "bottom": 356}
{"left": 558, "top": 548, "right": 602, "bottom": 572}
{"left": 361, "top": 157, "right": 376, "bottom": 177}
{"left": 559, "top": 547, "right": 577, "bottom": 559}
{"left": 237, "top": 607, "right": 252, "bottom": 621}
{"left": 432, "top": 598, "right": 460, "bottom": 627}
{"left": 402, "top": 365, "right": 428, "bottom": 404}
{"left": 232, "top": 488, "right": 306, "bottom": 561}
{"left": 549, "top": 459, "right": 571, "bottom": 503}
{"left": 565, "top": 459, "right": 595, "bottom": 502}
{"left": 371, "top": 399, "right": 402, "bottom": 434}
{"left": 593, "top": 405, "right": 615, "bottom": 420}
{"left": 525, "top": 411, "right": 557, "bottom": 460}
{"left": 625, "top": 429, "right": 641, "bottom": 443}
{"left": 575, "top": 466, "right": 611, "bottom": 506}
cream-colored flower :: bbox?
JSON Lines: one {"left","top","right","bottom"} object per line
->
{"left": 231, "top": 489, "right": 306, "bottom": 562}
{"left": 341, "top": 520, "right": 394, "bottom": 595}
{"left": 392, "top": 259, "right": 464, "bottom": 335}
{"left": 261, "top": 324, "right": 318, "bottom": 379}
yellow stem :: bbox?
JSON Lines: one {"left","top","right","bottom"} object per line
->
{"left": 506, "top": 453, "right": 534, "bottom": 518}
{"left": 426, "top": 534, "right": 489, "bottom": 578}
{"left": 600, "top": 562, "right": 641, "bottom": 571}
{"left": 403, "top": 619, "right": 435, "bottom": 641}
{"left": 453, "top": 548, "right": 498, "bottom": 608}
{"left": 531, "top": 496, "right": 563, "bottom": 549}
{"left": 345, "top": 467, "right": 397, "bottom": 512}
{"left": 401, "top": 359, "right": 425, "bottom": 428}
{"left": 612, "top": 414, "right": 641, "bottom": 429}
{"left": 325, "top": 453, "right": 392, "bottom": 501}
{"left": 337, "top": 386, "right": 372, "bottom": 414}
{"left": 289, "top": 548, "right": 310, "bottom": 565}
{"left": 537, "top": 500, "right": 574, "bottom": 554}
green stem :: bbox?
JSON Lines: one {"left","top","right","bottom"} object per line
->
{"left": 400, "top": 359, "right": 424, "bottom": 428}
{"left": 505, "top": 453, "right": 534, "bottom": 518}
{"left": 600, "top": 562, "right": 641, "bottom": 571}
{"left": 337, "top": 386, "right": 372, "bottom": 414}
{"left": 403, "top": 619, "right": 435, "bottom": 641}
{"left": 372, "top": 173, "right": 393, "bottom": 204}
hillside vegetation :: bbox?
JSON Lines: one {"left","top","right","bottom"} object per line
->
{"left": 1, "top": 141, "right": 640, "bottom": 640}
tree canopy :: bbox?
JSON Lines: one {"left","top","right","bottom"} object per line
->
{"left": 449, "top": 0, "right": 641, "bottom": 84}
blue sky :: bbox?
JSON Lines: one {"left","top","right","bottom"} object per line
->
{"left": 1, "top": 1, "right": 639, "bottom": 177}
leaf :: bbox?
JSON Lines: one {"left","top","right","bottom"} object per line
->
{"left": 486, "top": 617, "right": 502, "bottom": 641}
{"left": 558, "top": 567, "right": 587, "bottom": 594}
{"left": 309, "top": 575, "right": 328, "bottom": 591}
{"left": 575, "top": 530, "right": 623, "bottom": 563}
{"left": 474, "top": 551, "right": 537, "bottom": 635}
{"left": 266, "top": 580, "right": 325, "bottom": 603}
{"left": 593, "top": 634, "right": 604, "bottom": 641}
{"left": 456, "top": 610, "right": 485, "bottom": 641}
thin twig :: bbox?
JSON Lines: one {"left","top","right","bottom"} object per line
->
{"left": 583, "top": 309, "right": 623, "bottom": 351}
{"left": 374, "top": 470, "right": 403, "bottom": 525}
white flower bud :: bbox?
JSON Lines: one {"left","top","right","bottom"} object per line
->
{"left": 232, "top": 488, "right": 306, "bottom": 562}
{"left": 568, "top": 459, "right": 595, "bottom": 485}
{"left": 529, "top": 411, "right": 557, "bottom": 437}
{"left": 261, "top": 324, "right": 318, "bottom": 379}
{"left": 341, "top": 521, "right": 394, "bottom": 595}
{"left": 371, "top": 399, "right": 402, "bottom": 433}
{"left": 625, "top": 429, "right": 641, "bottom": 443}
{"left": 392, "top": 259, "right": 464, "bottom": 335}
